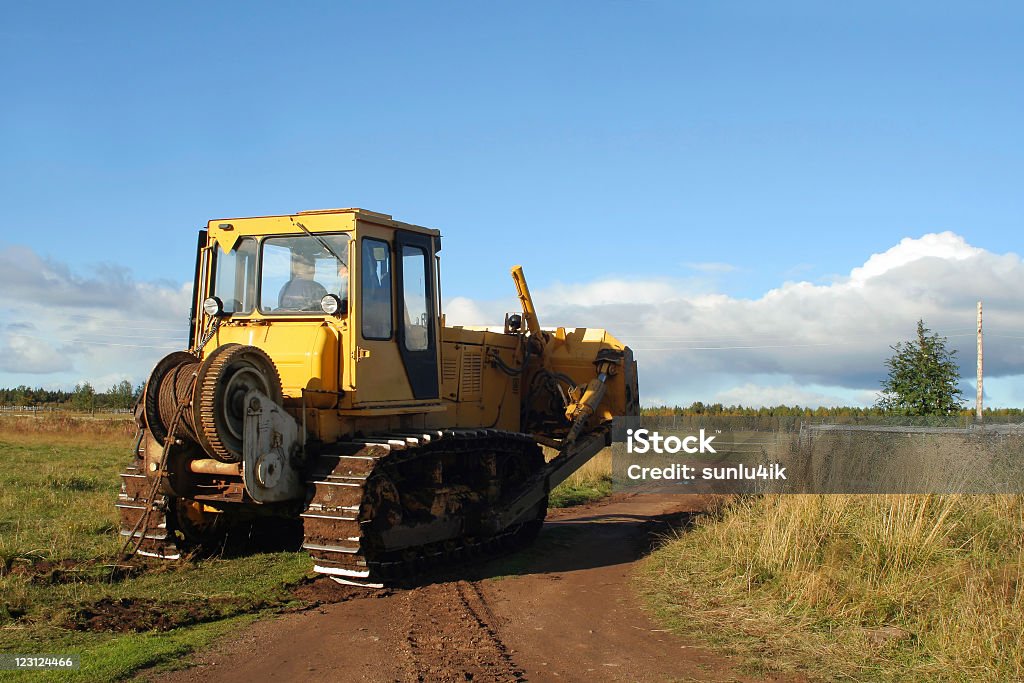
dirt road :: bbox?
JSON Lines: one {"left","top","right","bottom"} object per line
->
{"left": 149, "top": 494, "right": 790, "bottom": 682}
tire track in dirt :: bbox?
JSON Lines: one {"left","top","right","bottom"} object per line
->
{"left": 147, "top": 494, "right": 806, "bottom": 683}
{"left": 403, "top": 580, "right": 524, "bottom": 682}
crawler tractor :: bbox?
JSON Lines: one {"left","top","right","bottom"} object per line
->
{"left": 118, "top": 208, "right": 639, "bottom": 585}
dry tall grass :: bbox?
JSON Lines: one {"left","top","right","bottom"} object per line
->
{"left": 641, "top": 493, "right": 1024, "bottom": 681}
{"left": 0, "top": 412, "right": 136, "bottom": 443}
{"left": 562, "top": 447, "right": 612, "bottom": 485}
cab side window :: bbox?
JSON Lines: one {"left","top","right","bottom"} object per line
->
{"left": 401, "top": 245, "right": 429, "bottom": 351}
{"left": 213, "top": 238, "right": 257, "bottom": 313}
{"left": 361, "top": 238, "right": 392, "bottom": 339}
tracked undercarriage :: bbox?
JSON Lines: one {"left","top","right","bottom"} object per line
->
{"left": 118, "top": 427, "right": 570, "bottom": 586}
{"left": 304, "top": 429, "right": 547, "bottom": 585}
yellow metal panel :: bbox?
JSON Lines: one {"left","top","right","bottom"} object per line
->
{"left": 349, "top": 219, "right": 414, "bottom": 405}
{"left": 207, "top": 213, "right": 357, "bottom": 254}
{"left": 296, "top": 208, "right": 392, "bottom": 218}
{"left": 205, "top": 321, "right": 340, "bottom": 405}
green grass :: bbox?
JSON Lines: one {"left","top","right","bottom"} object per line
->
{"left": 0, "top": 427, "right": 315, "bottom": 682}
{"left": 638, "top": 494, "right": 1024, "bottom": 682}
{"left": 0, "top": 614, "right": 260, "bottom": 683}
{"left": 548, "top": 475, "right": 612, "bottom": 508}
{"left": 547, "top": 448, "right": 613, "bottom": 508}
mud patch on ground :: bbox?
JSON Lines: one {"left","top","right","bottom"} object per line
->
{"left": 2, "top": 558, "right": 148, "bottom": 585}
{"left": 288, "top": 575, "right": 392, "bottom": 606}
{"left": 63, "top": 597, "right": 256, "bottom": 633}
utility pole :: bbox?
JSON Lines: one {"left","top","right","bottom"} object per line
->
{"left": 976, "top": 301, "right": 983, "bottom": 422}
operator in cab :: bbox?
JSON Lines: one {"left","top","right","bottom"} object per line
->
{"left": 278, "top": 253, "right": 328, "bottom": 311}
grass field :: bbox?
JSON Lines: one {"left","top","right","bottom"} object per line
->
{"left": 0, "top": 418, "right": 319, "bottom": 682}
{"left": 639, "top": 493, "right": 1024, "bottom": 682}
{"left": 0, "top": 415, "right": 613, "bottom": 681}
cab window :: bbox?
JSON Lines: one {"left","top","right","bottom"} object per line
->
{"left": 401, "top": 245, "right": 429, "bottom": 351}
{"left": 361, "top": 238, "right": 392, "bottom": 339}
{"left": 259, "top": 234, "right": 349, "bottom": 313}
{"left": 212, "top": 238, "right": 257, "bottom": 314}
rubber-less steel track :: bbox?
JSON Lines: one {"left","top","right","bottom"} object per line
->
{"left": 303, "top": 429, "right": 547, "bottom": 586}
{"left": 116, "top": 428, "right": 548, "bottom": 583}
{"left": 116, "top": 437, "right": 181, "bottom": 560}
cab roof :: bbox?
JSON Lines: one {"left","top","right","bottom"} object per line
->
{"left": 206, "top": 208, "right": 441, "bottom": 253}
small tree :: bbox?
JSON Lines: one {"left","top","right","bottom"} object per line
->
{"left": 106, "top": 380, "right": 135, "bottom": 410}
{"left": 72, "top": 382, "right": 97, "bottom": 414}
{"left": 875, "top": 319, "right": 964, "bottom": 415}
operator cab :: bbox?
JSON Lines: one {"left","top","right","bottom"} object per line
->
{"left": 192, "top": 208, "right": 442, "bottom": 407}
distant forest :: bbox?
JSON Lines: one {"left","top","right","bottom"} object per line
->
{"left": 642, "top": 402, "right": 1024, "bottom": 420}
{"left": 2, "top": 384, "right": 1021, "bottom": 420}
{"left": 0, "top": 381, "right": 141, "bottom": 411}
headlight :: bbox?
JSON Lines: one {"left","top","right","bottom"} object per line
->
{"left": 203, "top": 297, "right": 224, "bottom": 317}
{"left": 321, "top": 294, "right": 342, "bottom": 316}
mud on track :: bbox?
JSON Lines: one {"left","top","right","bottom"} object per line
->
{"left": 146, "top": 494, "right": 803, "bottom": 683}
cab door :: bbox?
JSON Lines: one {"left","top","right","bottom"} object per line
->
{"left": 350, "top": 224, "right": 439, "bottom": 405}
{"left": 394, "top": 231, "right": 439, "bottom": 400}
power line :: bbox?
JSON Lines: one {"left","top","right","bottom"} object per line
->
{"left": 623, "top": 331, "right": 979, "bottom": 346}
{"left": 9, "top": 320, "right": 187, "bottom": 332}
{"left": 54, "top": 332, "right": 188, "bottom": 341}
{"left": 620, "top": 327, "right": 980, "bottom": 340}
{"left": 5, "top": 333, "right": 182, "bottom": 350}
{"left": 630, "top": 332, "right": 983, "bottom": 353}
{"left": 631, "top": 342, "right": 841, "bottom": 352}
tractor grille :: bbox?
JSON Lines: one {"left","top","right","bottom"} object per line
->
{"left": 460, "top": 352, "right": 483, "bottom": 400}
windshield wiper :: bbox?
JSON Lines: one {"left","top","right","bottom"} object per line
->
{"left": 292, "top": 220, "right": 346, "bottom": 265}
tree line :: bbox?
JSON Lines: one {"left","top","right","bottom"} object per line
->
{"left": 641, "top": 403, "right": 1023, "bottom": 419}
{"left": 0, "top": 381, "right": 142, "bottom": 411}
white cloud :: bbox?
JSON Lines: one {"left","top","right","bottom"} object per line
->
{"left": 446, "top": 233, "right": 1024, "bottom": 408}
{"left": 849, "top": 231, "right": 982, "bottom": 283}
{"left": 0, "top": 246, "right": 191, "bottom": 389}
{"left": 542, "top": 278, "right": 691, "bottom": 307}
{"left": 710, "top": 383, "right": 877, "bottom": 409}
{"left": 444, "top": 296, "right": 499, "bottom": 327}
{"left": 0, "top": 332, "right": 72, "bottom": 374}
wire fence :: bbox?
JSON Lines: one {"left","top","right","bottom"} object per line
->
{"left": 0, "top": 405, "right": 133, "bottom": 415}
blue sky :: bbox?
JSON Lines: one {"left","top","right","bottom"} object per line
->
{"left": 1, "top": 2, "right": 1021, "bottom": 406}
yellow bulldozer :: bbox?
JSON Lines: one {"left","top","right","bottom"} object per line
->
{"left": 118, "top": 208, "right": 639, "bottom": 585}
